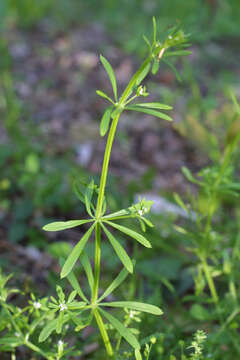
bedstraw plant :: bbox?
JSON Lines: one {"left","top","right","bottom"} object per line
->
{"left": 0, "top": 18, "right": 190, "bottom": 359}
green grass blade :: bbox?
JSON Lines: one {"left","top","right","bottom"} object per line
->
{"left": 99, "top": 308, "right": 140, "bottom": 350}
{"left": 80, "top": 251, "right": 94, "bottom": 294}
{"left": 61, "top": 224, "right": 95, "bottom": 278}
{"left": 100, "top": 107, "right": 112, "bottom": 136}
{"left": 43, "top": 219, "right": 92, "bottom": 232}
{"left": 100, "top": 55, "right": 118, "bottom": 101}
{"left": 104, "top": 221, "right": 151, "bottom": 248}
{"left": 126, "top": 106, "right": 172, "bottom": 122}
{"left": 102, "top": 224, "right": 133, "bottom": 273}
{"left": 98, "top": 267, "right": 129, "bottom": 302}
{"left": 100, "top": 301, "right": 163, "bottom": 315}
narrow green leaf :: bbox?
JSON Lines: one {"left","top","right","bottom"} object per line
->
{"left": 56, "top": 311, "right": 64, "bottom": 334}
{"left": 152, "top": 58, "right": 159, "bottom": 75}
{"left": 100, "top": 55, "right": 118, "bottom": 101}
{"left": 134, "top": 102, "right": 172, "bottom": 110}
{"left": 67, "top": 273, "right": 88, "bottom": 302}
{"left": 104, "top": 221, "right": 151, "bottom": 248}
{"left": 96, "top": 90, "right": 114, "bottom": 104}
{"left": 43, "top": 219, "right": 92, "bottom": 232}
{"left": 61, "top": 224, "right": 95, "bottom": 278}
{"left": 162, "top": 58, "right": 182, "bottom": 82}
{"left": 181, "top": 166, "right": 201, "bottom": 185}
{"left": 85, "top": 180, "right": 94, "bottom": 216}
{"left": 164, "top": 50, "right": 192, "bottom": 58}
{"left": 100, "top": 301, "right": 163, "bottom": 315}
{"left": 152, "top": 16, "right": 157, "bottom": 44}
{"left": 68, "top": 290, "right": 77, "bottom": 303}
{"left": 100, "top": 308, "right": 140, "bottom": 350}
{"left": 135, "top": 349, "right": 143, "bottom": 360}
{"left": 173, "top": 192, "right": 189, "bottom": 214}
{"left": 39, "top": 318, "right": 58, "bottom": 342}
{"left": 103, "top": 208, "right": 130, "bottom": 219}
{"left": 136, "top": 63, "right": 151, "bottom": 86}
{"left": 67, "top": 301, "right": 87, "bottom": 310}
{"left": 143, "top": 35, "right": 151, "bottom": 50}
{"left": 126, "top": 106, "right": 172, "bottom": 122}
{"left": 102, "top": 224, "right": 133, "bottom": 273}
{"left": 98, "top": 267, "right": 129, "bottom": 302}
{"left": 80, "top": 251, "right": 94, "bottom": 293}
{"left": 230, "top": 91, "right": 240, "bottom": 115}
{"left": 100, "top": 107, "right": 112, "bottom": 136}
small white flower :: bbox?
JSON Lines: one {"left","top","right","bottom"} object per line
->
{"left": 15, "top": 332, "right": 20, "bottom": 337}
{"left": 129, "top": 310, "right": 134, "bottom": 318}
{"left": 59, "top": 303, "right": 67, "bottom": 311}
{"left": 168, "top": 35, "right": 172, "bottom": 39}
{"left": 33, "top": 301, "right": 41, "bottom": 309}
{"left": 138, "top": 209, "right": 144, "bottom": 216}
{"left": 139, "top": 88, "right": 144, "bottom": 95}
{"left": 58, "top": 340, "right": 64, "bottom": 347}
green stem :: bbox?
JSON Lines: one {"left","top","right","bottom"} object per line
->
{"left": 94, "top": 309, "right": 113, "bottom": 357}
{"left": 92, "top": 222, "right": 101, "bottom": 302}
{"left": 201, "top": 256, "right": 218, "bottom": 303}
{"left": 26, "top": 340, "right": 50, "bottom": 359}
{"left": 96, "top": 114, "right": 120, "bottom": 218}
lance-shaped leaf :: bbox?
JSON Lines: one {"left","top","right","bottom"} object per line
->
{"left": 133, "top": 102, "right": 172, "bottom": 110}
{"left": 85, "top": 180, "right": 95, "bottom": 216}
{"left": 96, "top": 90, "right": 114, "bottom": 104}
{"left": 151, "top": 58, "right": 159, "bottom": 75}
{"left": 162, "top": 58, "right": 182, "bottom": 82}
{"left": 135, "top": 349, "right": 143, "bottom": 360}
{"left": 43, "top": 219, "right": 92, "bottom": 232}
{"left": 100, "top": 107, "right": 112, "bottom": 136}
{"left": 98, "top": 267, "right": 129, "bottom": 302}
{"left": 80, "top": 251, "right": 94, "bottom": 294}
{"left": 164, "top": 50, "right": 192, "bottom": 58}
{"left": 61, "top": 224, "right": 95, "bottom": 278}
{"left": 39, "top": 318, "right": 58, "bottom": 342}
{"left": 100, "top": 301, "right": 163, "bottom": 315}
{"left": 100, "top": 55, "right": 118, "bottom": 101}
{"left": 104, "top": 221, "right": 151, "bottom": 248}
{"left": 60, "top": 258, "right": 88, "bottom": 303}
{"left": 100, "top": 308, "right": 140, "bottom": 350}
{"left": 136, "top": 63, "right": 151, "bottom": 86}
{"left": 126, "top": 106, "right": 172, "bottom": 121}
{"left": 102, "top": 224, "right": 133, "bottom": 273}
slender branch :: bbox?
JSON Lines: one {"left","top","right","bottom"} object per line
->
{"left": 92, "top": 222, "right": 101, "bottom": 302}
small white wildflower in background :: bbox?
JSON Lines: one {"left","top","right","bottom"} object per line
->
{"left": 129, "top": 310, "right": 134, "bottom": 318}
{"left": 138, "top": 209, "right": 144, "bottom": 216}
{"left": 59, "top": 303, "right": 67, "bottom": 311}
{"left": 58, "top": 340, "right": 64, "bottom": 347}
{"left": 33, "top": 301, "right": 41, "bottom": 309}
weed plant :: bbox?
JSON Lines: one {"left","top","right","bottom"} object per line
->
{"left": 0, "top": 19, "right": 191, "bottom": 359}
